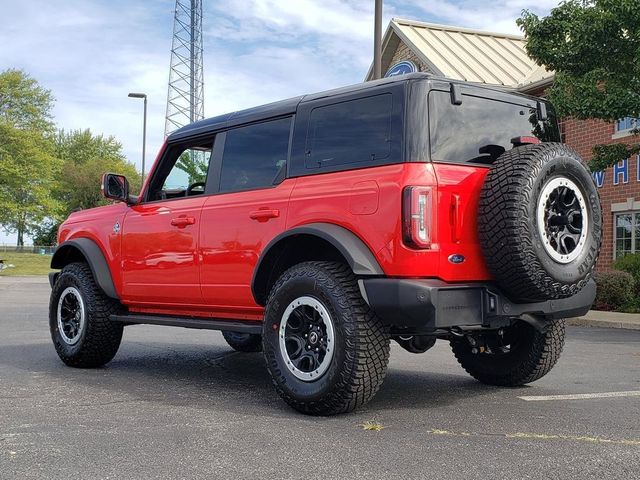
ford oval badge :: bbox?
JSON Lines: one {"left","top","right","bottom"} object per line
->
{"left": 448, "top": 254, "right": 465, "bottom": 264}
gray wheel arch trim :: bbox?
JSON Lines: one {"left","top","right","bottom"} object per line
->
{"left": 50, "top": 238, "right": 119, "bottom": 299}
{"left": 251, "top": 223, "right": 384, "bottom": 305}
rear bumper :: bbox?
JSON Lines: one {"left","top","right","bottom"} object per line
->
{"left": 360, "top": 278, "right": 596, "bottom": 333}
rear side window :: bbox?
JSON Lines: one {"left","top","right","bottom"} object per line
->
{"left": 429, "top": 91, "right": 560, "bottom": 165}
{"left": 305, "top": 94, "right": 392, "bottom": 169}
{"left": 219, "top": 117, "right": 291, "bottom": 193}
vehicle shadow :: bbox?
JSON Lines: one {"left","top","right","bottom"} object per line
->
{"left": 0, "top": 340, "right": 501, "bottom": 419}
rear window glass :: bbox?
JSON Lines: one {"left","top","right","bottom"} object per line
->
{"left": 219, "top": 117, "right": 291, "bottom": 193}
{"left": 305, "top": 94, "right": 392, "bottom": 169}
{"left": 429, "top": 91, "right": 560, "bottom": 165}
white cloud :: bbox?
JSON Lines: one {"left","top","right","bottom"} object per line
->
{"left": 400, "top": 0, "right": 556, "bottom": 35}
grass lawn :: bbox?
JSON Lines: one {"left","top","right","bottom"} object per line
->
{"left": 0, "top": 252, "right": 53, "bottom": 276}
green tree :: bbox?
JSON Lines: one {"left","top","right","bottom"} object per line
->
{"left": 32, "top": 220, "right": 59, "bottom": 246}
{"left": 0, "top": 69, "right": 59, "bottom": 246}
{"left": 518, "top": 0, "right": 640, "bottom": 171}
{"left": 176, "top": 150, "right": 208, "bottom": 184}
{"left": 0, "top": 69, "right": 54, "bottom": 132}
{"left": 54, "top": 129, "right": 141, "bottom": 217}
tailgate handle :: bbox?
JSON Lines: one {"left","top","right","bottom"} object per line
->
{"left": 249, "top": 209, "right": 280, "bottom": 221}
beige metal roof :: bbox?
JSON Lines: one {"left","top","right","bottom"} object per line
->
{"left": 368, "top": 18, "right": 554, "bottom": 91}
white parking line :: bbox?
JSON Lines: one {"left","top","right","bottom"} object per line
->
{"left": 519, "top": 391, "right": 640, "bottom": 401}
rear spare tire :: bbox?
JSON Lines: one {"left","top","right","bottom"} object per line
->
{"left": 479, "top": 143, "right": 602, "bottom": 302}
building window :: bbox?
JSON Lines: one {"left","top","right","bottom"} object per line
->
{"left": 615, "top": 117, "right": 639, "bottom": 133}
{"left": 614, "top": 212, "right": 640, "bottom": 258}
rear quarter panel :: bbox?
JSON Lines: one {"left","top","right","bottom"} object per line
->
{"left": 288, "top": 162, "right": 493, "bottom": 282}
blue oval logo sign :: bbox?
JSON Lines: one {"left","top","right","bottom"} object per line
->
{"left": 448, "top": 254, "right": 465, "bottom": 264}
{"left": 384, "top": 60, "right": 417, "bottom": 77}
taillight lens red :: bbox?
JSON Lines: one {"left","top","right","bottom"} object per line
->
{"left": 403, "top": 186, "right": 434, "bottom": 249}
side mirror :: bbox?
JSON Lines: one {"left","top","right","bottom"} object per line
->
{"left": 101, "top": 173, "right": 129, "bottom": 203}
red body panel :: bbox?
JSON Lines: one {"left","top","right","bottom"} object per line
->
{"left": 120, "top": 196, "right": 206, "bottom": 305}
{"left": 198, "top": 179, "right": 295, "bottom": 320}
{"left": 57, "top": 203, "right": 128, "bottom": 296}
{"left": 57, "top": 156, "right": 492, "bottom": 320}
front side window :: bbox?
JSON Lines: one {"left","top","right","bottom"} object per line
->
{"left": 305, "top": 94, "right": 392, "bottom": 169}
{"left": 614, "top": 212, "right": 640, "bottom": 258}
{"left": 429, "top": 91, "right": 560, "bottom": 165}
{"left": 219, "top": 117, "right": 291, "bottom": 193}
{"left": 147, "top": 139, "right": 213, "bottom": 201}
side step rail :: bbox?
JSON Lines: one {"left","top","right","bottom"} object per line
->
{"left": 110, "top": 314, "right": 262, "bottom": 334}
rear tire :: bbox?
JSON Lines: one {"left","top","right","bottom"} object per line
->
{"left": 450, "top": 319, "right": 565, "bottom": 386}
{"left": 49, "top": 262, "right": 124, "bottom": 368}
{"left": 479, "top": 143, "right": 602, "bottom": 301}
{"left": 262, "top": 261, "right": 390, "bottom": 415}
{"left": 221, "top": 331, "right": 262, "bottom": 352}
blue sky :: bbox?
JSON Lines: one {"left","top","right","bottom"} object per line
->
{"left": 0, "top": 0, "right": 557, "bottom": 244}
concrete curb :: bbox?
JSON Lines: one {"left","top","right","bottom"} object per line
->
{"left": 568, "top": 311, "right": 640, "bottom": 331}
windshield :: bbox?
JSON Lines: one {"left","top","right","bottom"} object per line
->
{"left": 428, "top": 90, "right": 560, "bottom": 165}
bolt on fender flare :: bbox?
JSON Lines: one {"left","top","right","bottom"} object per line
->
{"left": 50, "top": 238, "right": 119, "bottom": 299}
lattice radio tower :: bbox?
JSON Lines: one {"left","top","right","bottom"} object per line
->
{"left": 165, "top": 0, "right": 204, "bottom": 136}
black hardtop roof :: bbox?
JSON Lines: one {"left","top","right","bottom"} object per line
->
{"left": 167, "top": 72, "right": 541, "bottom": 141}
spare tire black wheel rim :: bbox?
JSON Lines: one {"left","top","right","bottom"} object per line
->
{"left": 57, "top": 286, "right": 86, "bottom": 345}
{"left": 537, "top": 177, "right": 588, "bottom": 264}
{"left": 278, "top": 296, "right": 335, "bottom": 382}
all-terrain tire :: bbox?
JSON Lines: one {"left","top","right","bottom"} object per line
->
{"left": 262, "top": 261, "right": 390, "bottom": 415}
{"left": 221, "top": 331, "right": 262, "bottom": 352}
{"left": 450, "top": 319, "right": 565, "bottom": 386}
{"left": 479, "top": 143, "right": 602, "bottom": 302}
{"left": 49, "top": 262, "right": 124, "bottom": 368}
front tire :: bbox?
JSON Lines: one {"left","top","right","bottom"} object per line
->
{"left": 262, "top": 261, "right": 390, "bottom": 415}
{"left": 450, "top": 318, "right": 565, "bottom": 386}
{"left": 49, "top": 262, "right": 124, "bottom": 368}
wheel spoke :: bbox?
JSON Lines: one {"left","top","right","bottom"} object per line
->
{"left": 285, "top": 335, "right": 305, "bottom": 359}
{"left": 57, "top": 288, "right": 84, "bottom": 344}
{"left": 539, "top": 178, "right": 587, "bottom": 263}
{"left": 279, "top": 297, "right": 335, "bottom": 381}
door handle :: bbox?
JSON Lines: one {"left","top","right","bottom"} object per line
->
{"left": 249, "top": 209, "right": 280, "bottom": 222}
{"left": 171, "top": 216, "right": 196, "bottom": 228}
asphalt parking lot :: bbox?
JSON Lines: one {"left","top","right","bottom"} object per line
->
{"left": 1, "top": 277, "right": 639, "bottom": 479}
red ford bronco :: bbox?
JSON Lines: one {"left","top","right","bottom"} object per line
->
{"left": 49, "top": 73, "right": 602, "bottom": 415}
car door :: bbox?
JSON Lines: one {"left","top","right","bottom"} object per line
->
{"left": 120, "top": 137, "right": 216, "bottom": 307}
{"left": 199, "top": 116, "right": 294, "bottom": 318}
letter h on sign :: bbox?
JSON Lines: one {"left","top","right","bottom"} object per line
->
{"left": 613, "top": 158, "right": 629, "bottom": 185}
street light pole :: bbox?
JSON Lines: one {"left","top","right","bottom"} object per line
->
{"left": 128, "top": 92, "right": 148, "bottom": 185}
{"left": 373, "top": 0, "right": 383, "bottom": 79}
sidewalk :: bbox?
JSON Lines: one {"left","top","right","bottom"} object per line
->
{"left": 568, "top": 310, "right": 640, "bottom": 331}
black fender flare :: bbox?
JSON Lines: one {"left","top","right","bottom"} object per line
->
{"left": 50, "top": 238, "right": 119, "bottom": 299}
{"left": 251, "top": 223, "right": 384, "bottom": 305}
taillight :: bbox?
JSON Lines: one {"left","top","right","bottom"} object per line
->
{"left": 403, "top": 186, "right": 434, "bottom": 249}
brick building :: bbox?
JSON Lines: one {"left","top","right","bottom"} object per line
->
{"left": 367, "top": 18, "right": 640, "bottom": 270}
